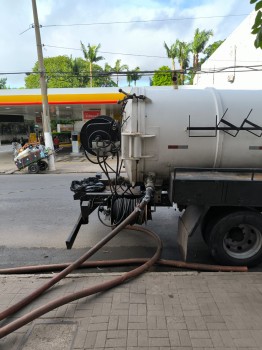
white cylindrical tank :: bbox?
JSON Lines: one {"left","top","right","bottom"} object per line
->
{"left": 121, "top": 86, "right": 262, "bottom": 184}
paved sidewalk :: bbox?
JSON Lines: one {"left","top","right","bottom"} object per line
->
{"left": 1, "top": 271, "right": 262, "bottom": 350}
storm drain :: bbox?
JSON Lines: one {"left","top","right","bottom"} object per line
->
{"left": 19, "top": 321, "right": 77, "bottom": 350}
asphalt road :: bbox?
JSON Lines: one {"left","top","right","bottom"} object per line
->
{"left": 1, "top": 173, "right": 260, "bottom": 272}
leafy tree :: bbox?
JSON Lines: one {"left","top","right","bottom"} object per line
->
{"left": 0, "top": 78, "right": 7, "bottom": 89}
{"left": 151, "top": 66, "right": 173, "bottom": 86}
{"left": 111, "top": 59, "right": 129, "bottom": 86}
{"left": 177, "top": 41, "right": 191, "bottom": 84}
{"left": 80, "top": 42, "right": 104, "bottom": 87}
{"left": 250, "top": 0, "right": 262, "bottom": 49}
{"left": 25, "top": 55, "right": 81, "bottom": 88}
{"left": 191, "top": 28, "right": 213, "bottom": 69}
{"left": 126, "top": 67, "right": 142, "bottom": 86}
{"left": 70, "top": 57, "right": 90, "bottom": 87}
{"left": 200, "top": 40, "right": 225, "bottom": 64}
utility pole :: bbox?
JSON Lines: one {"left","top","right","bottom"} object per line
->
{"left": 31, "top": 0, "right": 55, "bottom": 170}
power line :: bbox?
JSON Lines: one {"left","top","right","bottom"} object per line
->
{"left": 1, "top": 66, "right": 262, "bottom": 77}
{"left": 40, "top": 14, "right": 249, "bottom": 28}
{"left": 43, "top": 44, "right": 168, "bottom": 59}
{"left": 43, "top": 44, "right": 262, "bottom": 64}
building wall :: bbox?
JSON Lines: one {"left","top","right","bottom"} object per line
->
{"left": 194, "top": 12, "right": 262, "bottom": 89}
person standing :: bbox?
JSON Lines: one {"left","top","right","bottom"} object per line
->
{"left": 53, "top": 136, "right": 60, "bottom": 150}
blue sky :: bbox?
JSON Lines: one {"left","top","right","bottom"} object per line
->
{"left": 0, "top": 0, "right": 255, "bottom": 88}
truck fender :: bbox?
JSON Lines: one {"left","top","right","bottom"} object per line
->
{"left": 177, "top": 205, "right": 207, "bottom": 261}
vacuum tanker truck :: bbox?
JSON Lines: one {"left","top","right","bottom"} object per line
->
{"left": 70, "top": 86, "right": 262, "bottom": 267}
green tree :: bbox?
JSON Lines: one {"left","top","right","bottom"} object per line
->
{"left": 0, "top": 78, "right": 7, "bottom": 89}
{"left": 201, "top": 40, "right": 225, "bottom": 62}
{"left": 250, "top": 0, "right": 262, "bottom": 49}
{"left": 191, "top": 28, "right": 213, "bottom": 69}
{"left": 126, "top": 67, "right": 141, "bottom": 86}
{"left": 25, "top": 55, "right": 81, "bottom": 88}
{"left": 151, "top": 66, "right": 173, "bottom": 86}
{"left": 70, "top": 57, "right": 90, "bottom": 87}
{"left": 111, "top": 59, "right": 129, "bottom": 86}
{"left": 80, "top": 41, "right": 104, "bottom": 87}
{"left": 177, "top": 41, "right": 191, "bottom": 84}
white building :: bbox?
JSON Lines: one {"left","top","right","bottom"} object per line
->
{"left": 194, "top": 12, "right": 262, "bottom": 88}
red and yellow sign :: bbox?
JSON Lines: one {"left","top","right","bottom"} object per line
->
{"left": 83, "top": 110, "right": 101, "bottom": 120}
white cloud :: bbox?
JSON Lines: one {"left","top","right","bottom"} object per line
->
{"left": 0, "top": 0, "right": 254, "bottom": 88}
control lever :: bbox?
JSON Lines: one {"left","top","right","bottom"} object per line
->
{"left": 118, "top": 89, "right": 145, "bottom": 104}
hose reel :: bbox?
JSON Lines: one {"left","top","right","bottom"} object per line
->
{"left": 80, "top": 115, "right": 121, "bottom": 158}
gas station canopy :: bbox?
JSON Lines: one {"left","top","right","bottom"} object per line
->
{"left": 0, "top": 87, "right": 126, "bottom": 122}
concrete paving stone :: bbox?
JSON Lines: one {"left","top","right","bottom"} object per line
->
{"left": 78, "top": 316, "right": 91, "bottom": 329}
{"left": 217, "top": 330, "right": 235, "bottom": 347}
{"left": 112, "top": 302, "right": 129, "bottom": 310}
{"left": 148, "top": 329, "right": 169, "bottom": 338}
{"left": 128, "top": 322, "right": 147, "bottom": 330}
{"left": 87, "top": 322, "right": 108, "bottom": 331}
{"left": 127, "top": 329, "right": 138, "bottom": 347}
{"left": 90, "top": 315, "right": 109, "bottom": 324}
{"left": 107, "top": 329, "right": 127, "bottom": 338}
{"left": 189, "top": 330, "right": 210, "bottom": 339}
{"left": 168, "top": 330, "right": 180, "bottom": 346}
{"left": 113, "top": 292, "right": 130, "bottom": 303}
{"left": 137, "top": 329, "right": 149, "bottom": 347}
{"left": 117, "top": 315, "right": 128, "bottom": 330}
{"left": 157, "top": 316, "right": 167, "bottom": 330}
{"left": 110, "top": 308, "right": 129, "bottom": 316}
{"left": 185, "top": 316, "right": 208, "bottom": 330}
{"left": 206, "top": 322, "right": 228, "bottom": 330}
{"left": 72, "top": 329, "right": 87, "bottom": 349}
{"left": 83, "top": 330, "right": 97, "bottom": 348}
{"left": 128, "top": 315, "right": 146, "bottom": 323}
{"left": 108, "top": 315, "right": 118, "bottom": 330}
{"left": 94, "top": 330, "right": 107, "bottom": 348}
{"left": 146, "top": 315, "right": 157, "bottom": 329}
{"left": 166, "top": 316, "right": 187, "bottom": 330}
{"left": 178, "top": 329, "right": 192, "bottom": 347}
{"left": 105, "top": 337, "right": 126, "bottom": 347}
{"left": 148, "top": 336, "right": 170, "bottom": 347}
{"left": 190, "top": 337, "right": 214, "bottom": 347}
{"left": 127, "top": 348, "right": 159, "bottom": 350}
{"left": 130, "top": 292, "right": 146, "bottom": 304}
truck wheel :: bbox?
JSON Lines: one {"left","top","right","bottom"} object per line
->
{"left": 208, "top": 211, "right": 262, "bottom": 267}
{"left": 28, "top": 163, "right": 39, "bottom": 174}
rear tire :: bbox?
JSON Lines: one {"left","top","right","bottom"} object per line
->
{"left": 207, "top": 211, "right": 262, "bottom": 267}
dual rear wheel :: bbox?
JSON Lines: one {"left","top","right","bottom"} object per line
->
{"left": 203, "top": 210, "right": 262, "bottom": 267}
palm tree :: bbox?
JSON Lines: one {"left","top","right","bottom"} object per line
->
{"left": 80, "top": 41, "right": 104, "bottom": 87}
{"left": 191, "top": 28, "right": 213, "bottom": 69}
{"left": 164, "top": 40, "right": 180, "bottom": 71}
{"left": 127, "top": 67, "right": 141, "bottom": 86}
{"left": 112, "top": 59, "right": 129, "bottom": 86}
{"left": 177, "top": 41, "right": 191, "bottom": 84}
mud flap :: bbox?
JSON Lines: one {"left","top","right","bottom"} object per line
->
{"left": 177, "top": 205, "right": 205, "bottom": 261}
